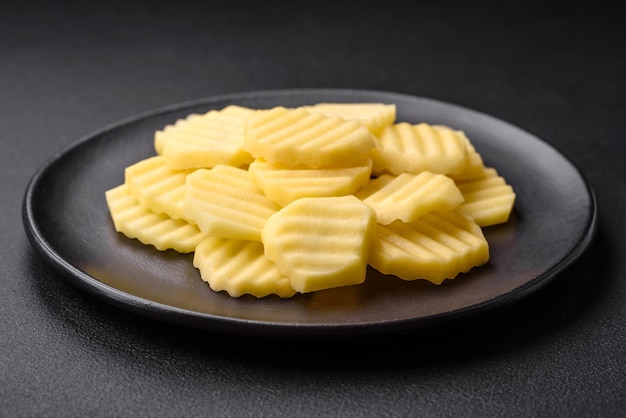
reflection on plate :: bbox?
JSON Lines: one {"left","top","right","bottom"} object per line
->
{"left": 22, "top": 89, "right": 596, "bottom": 337}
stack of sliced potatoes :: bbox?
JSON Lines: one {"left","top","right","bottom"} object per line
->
{"left": 105, "top": 102, "right": 516, "bottom": 298}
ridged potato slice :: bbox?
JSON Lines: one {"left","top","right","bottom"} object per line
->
{"left": 300, "top": 102, "right": 396, "bottom": 136}
{"left": 262, "top": 195, "right": 376, "bottom": 293}
{"left": 124, "top": 155, "right": 193, "bottom": 222}
{"left": 244, "top": 106, "right": 375, "bottom": 168}
{"left": 193, "top": 236, "right": 296, "bottom": 298}
{"left": 369, "top": 210, "right": 489, "bottom": 284}
{"left": 155, "top": 105, "right": 253, "bottom": 155}
{"left": 357, "top": 171, "right": 464, "bottom": 225}
{"left": 456, "top": 167, "right": 516, "bottom": 226}
{"left": 182, "top": 165, "right": 280, "bottom": 241}
{"left": 156, "top": 105, "right": 255, "bottom": 170}
{"left": 248, "top": 158, "right": 372, "bottom": 207}
{"left": 105, "top": 184, "right": 205, "bottom": 253}
{"left": 371, "top": 122, "right": 467, "bottom": 176}
{"left": 434, "top": 126, "right": 487, "bottom": 181}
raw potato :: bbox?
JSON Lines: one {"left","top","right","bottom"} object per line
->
{"left": 105, "top": 184, "right": 206, "bottom": 253}
{"left": 194, "top": 236, "right": 296, "bottom": 298}
{"left": 456, "top": 167, "right": 516, "bottom": 227}
{"left": 300, "top": 102, "right": 396, "bottom": 136}
{"left": 262, "top": 195, "right": 377, "bottom": 293}
{"left": 244, "top": 106, "right": 375, "bottom": 168}
{"left": 369, "top": 210, "right": 490, "bottom": 284}
{"left": 356, "top": 171, "right": 465, "bottom": 225}
{"left": 249, "top": 157, "right": 373, "bottom": 207}
{"left": 125, "top": 155, "right": 193, "bottom": 222}
{"left": 372, "top": 122, "right": 468, "bottom": 176}
{"left": 182, "top": 165, "right": 280, "bottom": 241}
{"left": 435, "top": 126, "right": 486, "bottom": 181}
{"left": 105, "top": 101, "right": 516, "bottom": 298}
{"left": 157, "top": 105, "right": 255, "bottom": 170}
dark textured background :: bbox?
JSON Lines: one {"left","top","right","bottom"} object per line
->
{"left": 2, "top": 1, "right": 625, "bottom": 417}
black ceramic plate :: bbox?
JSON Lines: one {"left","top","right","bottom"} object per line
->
{"left": 23, "top": 89, "right": 596, "bottom": 337}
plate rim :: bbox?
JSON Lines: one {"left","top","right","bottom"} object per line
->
{"left": 21, "top": 88, "right": 598, "bottom": 337}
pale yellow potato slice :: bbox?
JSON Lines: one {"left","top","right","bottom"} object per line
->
{"left": 105, "top": 184, "right": 205, "bottom": 253}
{"left": 262, "top": 195, "right": 376, "bottom": 293}
{"left": 182, "top": 165, "right": 280, "bottom": 241}
{"left": 154, "top": 105, "right": 253, "bottom": 155}
{"left": 244, "top": 106, "right": 375, "bottom": 168}
{"left": 369, "top": 210, "right": 489, "bottom": 285}
{"left": 156, "top": 105, "right": 255, "bottom": 170}
{"left": 371, "top": 122, "right": 467, "bottom": 176}
{"left": 356, "top": 171, "right": 464, "bottom": 225}
{"left": 456, "top": 167, "right": 516, "bottom": 227}
{"left": 300, "top": 103, "right": 396, "bottom": 136}
{"left": 434, "top": 126, "right": 487, "bottom": 181}
{"left": 248, "top": 158, "right": 373, "bottom": 207}
{"left": 193, "top": 236, "right": 296, "bottom": 298}
{"left": 124, "top": 155, "right": 193, "bottom": 222}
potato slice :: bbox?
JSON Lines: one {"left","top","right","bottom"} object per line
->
{"left": 157, "top": 105, "right": 255, "bottom": 170}
{"left": 357, "top": 171, "right": 464, "bottom": 225}
{"left": 248, "top": 158, "right": 372, "bottom": 207}
{"left": 193, "top": 236, "right": 296, "bottom": 298}
{"left": 456, "top": 167, "right": 516, "bottom": 227}
{"left": 300, "top": 102, "right": 396, "bottom": 136}
{"left": 182, "top": 165, "right": 280, "bottom": 241}
{"left": 105, "top": 184, "right": 205, "bottom": 253}
{"left": 262, "top": 195, "right": 376, "bottom": 293}
{"left": 371, "top": 122, "right": 467, "bottom": 176}
{"left": 155, "top": 105, "right": 253, "bottom": 155}
{"left": 244, "top": 106, "right": 375, "bottom": 168}
{"left": 124, "top": 155, "right": 193, "bottom": 222}
{"left": 434, "top": 126, "right": 487, "bottom": 181}
{"left": 369, "top": 210, "right": 489, "bottom": 284}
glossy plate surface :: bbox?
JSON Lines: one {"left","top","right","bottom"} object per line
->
{"left": 22, "top": 89, "right": 596, "bottom": 337}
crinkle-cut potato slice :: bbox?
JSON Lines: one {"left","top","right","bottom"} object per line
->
{"left": 300, "top": 103, "right": 396, "bottom": 136}
{"left": 244, "top": 106, "right": 375, "bottom": 168}
{"left": 156, "top": 105, "right": 255, "bottom": 170}
{"left": 105, "top": 184, "right": 205, "bottom": 253}
{"left": 182, "top": 165, "right": 280, "bottom": 241}
{"left": 124, "top": 155, "right": 193, "bottom": 222}
{"left": 154, "top": 105, "right": 253, "bottom": 155}
{"left": 262, "top": 195, "right": 377, "bottom": 293}
{"left": 193, "top": 236, "right": 296, "bottom": 298}
{"left": 248, "top": 157, "right": 373, "bottom": 207}
{"left": 371, "top": 122, "right": 467, "bottom": 176}
{"left": 456, "top": 167, "right": 516, "bottom": 227}
{"left": 433, "top": 126, "right": 487, "bottom": 181}
{"left": 356, "top": 171, "right": 465, "bottom": 225}
{"left": 369, "top": 210, "right": 489, "bottom": 285}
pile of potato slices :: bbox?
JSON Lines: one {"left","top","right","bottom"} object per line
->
{"left": 105, "top": 102, "right": 515, "bottom": 298}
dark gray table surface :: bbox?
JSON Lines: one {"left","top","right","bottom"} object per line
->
{"left": 2, "top": 2, "right": 625, "bottom": 417}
